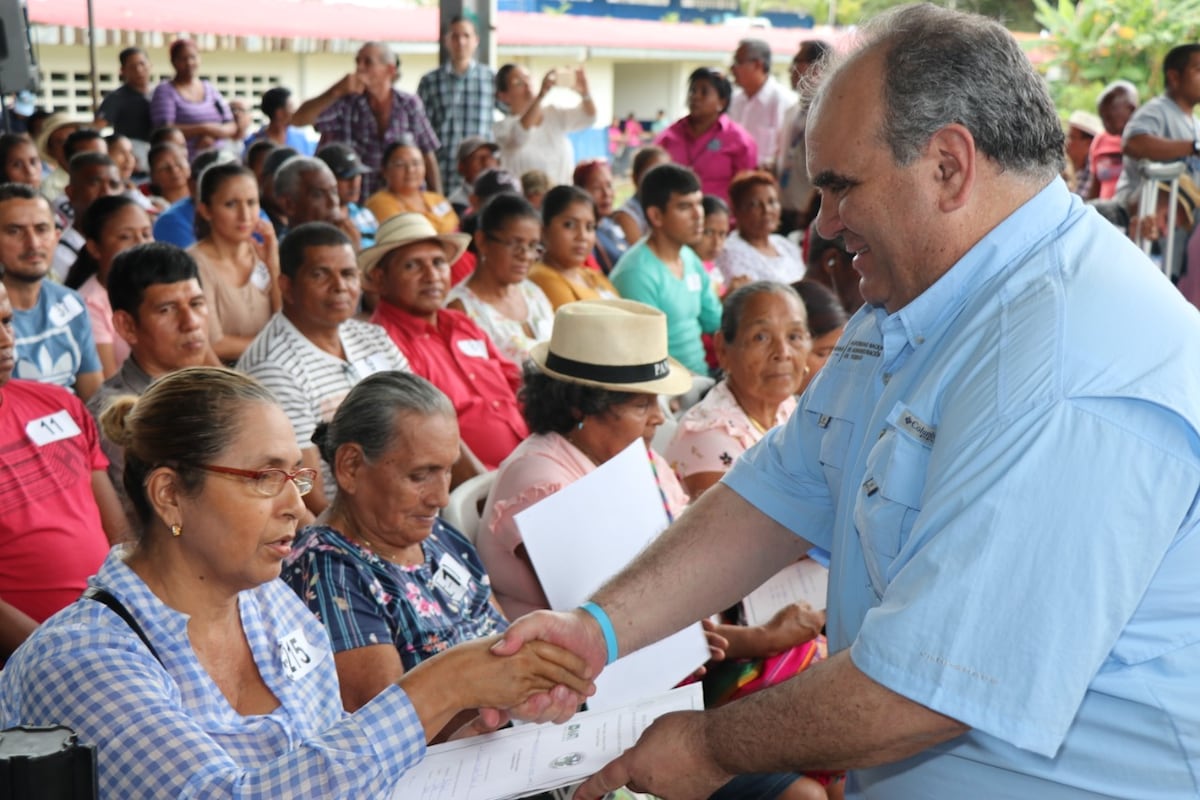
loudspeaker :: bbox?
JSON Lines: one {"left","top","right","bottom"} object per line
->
{"left": 0, "top": 0, "right": 38, "bottom": 93}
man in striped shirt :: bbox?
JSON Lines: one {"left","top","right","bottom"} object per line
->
{"left": 237, "top": 222, "right": 409, "bottom": 516}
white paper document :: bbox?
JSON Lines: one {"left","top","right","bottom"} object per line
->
{"left": 389, "top": 684, "right": 703, "bottom": 800}
{"left": 515, "top": 439, "right": 710, "bottom": 711}
{"left": 742, "top": 558, "right": 830, "bottom": 626}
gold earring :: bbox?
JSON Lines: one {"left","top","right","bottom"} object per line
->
{"left": 171, "top": 524, "right": 182, "bottom": 537}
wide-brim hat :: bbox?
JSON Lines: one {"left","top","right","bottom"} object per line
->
{"left": 529, "top": 299, "right": 694, "bottom": 396}
{"left": 35, "top": 112, "right": 85, "bottom": 163}
{"left": 357, "top": 212, "right": 471, "bottom": 277}
{"left": 1067, "top": 110, "right": 1102, "bottom": 138}
{"left": 1157, "top": 175, "right": 1200, "bottom": 229}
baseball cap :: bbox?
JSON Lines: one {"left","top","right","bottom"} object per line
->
{"left": 316, "top": 143, "right": 373, "bottom": 180}
{"left": 456, "top": 135, "right": 498, "bottom": 164}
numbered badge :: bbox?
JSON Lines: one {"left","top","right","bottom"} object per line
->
{"left": 278, "top": 628, "right": 323, "bottom": 681}
{"left": 25, "top": 410, "right": 83, "bottom": 447}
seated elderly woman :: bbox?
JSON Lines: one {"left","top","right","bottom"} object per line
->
{"left": 716, "top": 170, "right": 805, "bottom": 287}
{"left": 478, "top": 300, "right": 834, "bottom": 800}
{"left": 666, "top": 281, "right": 811, "bottom": 498}
{"left": 282, "top": 371, "right": 508, "bottom": 720}
{"left": 0, "top": 366, "right": 589, "bottom": 797}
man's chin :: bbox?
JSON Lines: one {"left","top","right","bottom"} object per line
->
{"left": 5, "top": 266, "right": 47, "bottom": 284}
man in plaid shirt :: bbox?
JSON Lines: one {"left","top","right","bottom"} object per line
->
{"left": 294, "top": 42, "right": 442, "bottom": 197}
{"left": 418, "top": 15, "right": 496, "bottom": 197}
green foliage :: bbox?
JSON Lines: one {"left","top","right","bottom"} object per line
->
{"left": 1033, "top": 0, "right": 1200, "bottom": 108}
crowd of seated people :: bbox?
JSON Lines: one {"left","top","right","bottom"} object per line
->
{"left": 8, "top": 21, "right": 1200, "bottom": 800}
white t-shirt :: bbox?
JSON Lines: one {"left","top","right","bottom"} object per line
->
{"left": 494, "top": 104, "right": 596, "bottom": 185}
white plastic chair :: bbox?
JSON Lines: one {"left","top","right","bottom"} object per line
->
{"left": 441, "top": 470, "right": 497, "bottom": 545}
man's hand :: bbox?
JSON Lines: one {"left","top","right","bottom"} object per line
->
{"left": 490, "top": 609, "right": 607, "bottom": 723}
{"left": 573, "top": 711, "right": 731, "bottom": 800}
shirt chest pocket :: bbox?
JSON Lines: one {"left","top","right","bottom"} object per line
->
{"left": 853, "top": 428, "right": 931, "bottom": 597}
{"left": 813, "top": 410, "right": 854, "bottom": 500}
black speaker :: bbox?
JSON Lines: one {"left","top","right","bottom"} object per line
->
{"left": 0, "top": 0, "right": 38, "bottom": 94}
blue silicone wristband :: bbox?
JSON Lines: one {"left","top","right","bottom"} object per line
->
{"left": 579, "top": 601, "right": 618, "bottom": 665}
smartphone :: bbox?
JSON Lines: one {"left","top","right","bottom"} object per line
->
{"left": 554, "top": 66, "right": 581, "bottom": 93}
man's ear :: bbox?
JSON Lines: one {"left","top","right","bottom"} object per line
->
{"left": 278, "top": 273, "right": 295, "bottom": 307}
{"left": 928, "top": 123, "right": 976, "bottom": 213}
{"left": 113, "top": 309, "right": 139, "bottom": 347}
{"left": 645, "top": 205, "right": 664, "bottom": 230}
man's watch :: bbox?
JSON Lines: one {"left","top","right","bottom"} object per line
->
{"left": 1193, "top": 139, "right": 1200, "bottom": 156}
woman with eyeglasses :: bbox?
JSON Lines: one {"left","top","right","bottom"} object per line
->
{"left": 446, "top": 193, "right": 554, "bottom": 364}
{"left": 654, "top": 67, "right": 757, "bottom": 205}
{"left": 0, "top": 366, "right": 591, "bottom": 797}
{"left": 364, "top": 138, "right": 459, "bottom": 235}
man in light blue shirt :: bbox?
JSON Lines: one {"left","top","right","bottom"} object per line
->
{"left": 496, "top": 6, "right": 1200, "bottom": 799}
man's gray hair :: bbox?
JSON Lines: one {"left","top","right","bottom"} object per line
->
{"left": 1098, "top": 79, "right": 1139, "bottom": 108}
{"left": 813, "top": 4, "right": 1064, "bottom": 181}
{"left": 738, "top": 38, "right": 772, "bottom": 72}
{"left": 273, "top": 156, "right": 334, "bottom": 201}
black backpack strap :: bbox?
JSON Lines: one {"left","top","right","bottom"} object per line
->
{"left": 82, "top": 587, "right": 165, "bottom": 667}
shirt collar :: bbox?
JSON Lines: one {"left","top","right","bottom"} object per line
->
{"left": 375, "top": 299, "right": 438, "bottom": 334}
{"left": 119, "top": 356, "right": 154, "bottom": 394}
{"left": 92, "top": 546, "right": 192, "bottom": 643}
{"left": 882, "top": 178, "right": 1073, "bottom": 350}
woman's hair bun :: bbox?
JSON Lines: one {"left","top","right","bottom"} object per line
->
{"left": 98, "top": 395, "right": 139, "bottom": 448}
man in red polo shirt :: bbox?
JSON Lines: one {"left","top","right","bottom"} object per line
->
{"left": 0, "top": 270, "right": 125, "bottom": 661}
{"left": 361, "top": 213, "right": 528, "bottom": 470}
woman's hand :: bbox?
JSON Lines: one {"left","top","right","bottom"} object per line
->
{"left": 252, "top": 218, "right": 280, "bottom": 274}
{"left": 759, "top": 602, "right": 824, "bottom": 656}
{"left": 539, "top": 70, "right": 558, "bottom": 100}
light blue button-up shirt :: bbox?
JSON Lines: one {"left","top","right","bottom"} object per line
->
{"left": 726, "top": 179, "right": 1200, "bottom": 797}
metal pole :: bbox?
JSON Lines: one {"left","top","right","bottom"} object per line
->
{"left": 87, "top": 0, "right": 98, "bottom": 114}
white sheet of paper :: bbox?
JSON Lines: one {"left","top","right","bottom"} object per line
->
{"left": 516, "top": 439, "right": 709, "bottom": 711}
{"left": 742, "top": 558, "right": 830, "bottom": 626}
{"left": 389, "top": 684, "right": 703, "bottom": 800}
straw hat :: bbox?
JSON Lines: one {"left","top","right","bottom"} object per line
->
{"left": 1067, "top": 110, "right": 1102, "bottom": 138}
{"left": 35, "top": 112, "right": 86, "bottom": 165}
{"left": 357, "top": 213, "right": 471, "bottom": 277}
{"left": 529, "top": 299, "right": 694, "bottom": 396}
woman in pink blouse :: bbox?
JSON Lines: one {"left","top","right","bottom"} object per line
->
{"left": 477, "top": 299, "right": 693, "bottom": 620}
{"left": 150, "top": 39, "right": 237, "bottom": 158}
{"left": 654, "top": 68, "right": 757, "bottom": 204}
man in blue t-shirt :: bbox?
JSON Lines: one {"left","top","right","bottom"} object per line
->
{"left": 0, "top": 184, "right": 101, "bottom": 400}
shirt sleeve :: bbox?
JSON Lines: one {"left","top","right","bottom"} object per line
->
{"left": 665, "top": 425, "right": 739, "bottom": 479}
{"left": 493, "top": 116, "right": 529, "bottom": 150}
{"left": 243, "top": 362, "right": 317, "bottom": 450}
{"left": 610, "top": 256, "right": 659, "bottom": 307}
{"left": 696, "top": 264, "right": 722, "bottom": 334}
{"left": 849, "top": 397, "right": 1200, "bottom": 757}
{"left": 406, "top": 95, "right": 441, "bottom": 153}
{"left": 149, "top": 82, "right": 177, "bottom": 127}
{"left": 13, "top": 621, "right": 424, "bottom": 798}
{"left": 70, "top": 298, "right": 102, "bottom": 376}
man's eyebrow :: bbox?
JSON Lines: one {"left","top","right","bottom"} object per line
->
{"left": 812, "top": 170, "right": 858, "bottom": 190}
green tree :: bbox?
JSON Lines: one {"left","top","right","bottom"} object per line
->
{"left": 1033, "top": 0, "right": 1200, "bottom": 112}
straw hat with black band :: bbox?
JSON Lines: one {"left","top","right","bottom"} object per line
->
{"left": 357, "top": 212, "right": 471, "bottom": 277}
{"left": 35, "top": 112, "right": 85, "bottom": 166}
{"left": 529, "top": 299, "right": 694, "bottom": 396}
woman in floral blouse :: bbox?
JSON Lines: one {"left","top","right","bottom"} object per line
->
{"left": 282, "top": 372, "right": 508, "bottom": 727}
